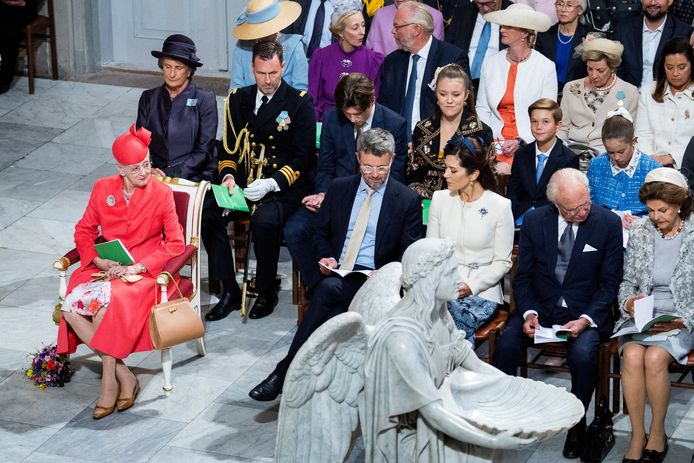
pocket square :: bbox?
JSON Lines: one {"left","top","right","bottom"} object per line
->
{"left": 583, "top": 244, "right": 597, "bottom": 252}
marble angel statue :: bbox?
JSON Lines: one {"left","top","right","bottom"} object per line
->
{"left": 275, "top": 238, "right": 584, "bottom": 462}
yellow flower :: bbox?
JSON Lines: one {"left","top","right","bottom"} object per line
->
{"left": 27, "top": 369, "right": 33, "bottom": 377}
{"left": 38, "top": 384, "right": 46, "bottom": 390}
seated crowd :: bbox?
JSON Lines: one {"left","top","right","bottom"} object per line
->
{"left": 54, "top": 0, "right": 694, "bottom": 461}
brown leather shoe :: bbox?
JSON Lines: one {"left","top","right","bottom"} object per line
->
{"left": 93, "top": 385, "right": 120, "bottom": 420}
{"left": 116, "top": 377, "right": 140, "bottom": 412}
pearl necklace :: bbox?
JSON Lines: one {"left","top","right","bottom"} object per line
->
{"left": 557, "top": 28, "right": 574, "bottom": 45}
{"left": 659, "top": 219, "right": 684, "bottom": 240}
{"left": 593, "top": 73, "right": 617, "bottom": 92}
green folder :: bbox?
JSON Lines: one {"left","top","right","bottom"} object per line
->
{"left": 212, "top": 184, "right": 250, "bottom": 212}
{"left": 94, "top": 239, "right": 135, "bottom": 265}
{"left": 421, "top": 199, "right": 431, "bottom": 225}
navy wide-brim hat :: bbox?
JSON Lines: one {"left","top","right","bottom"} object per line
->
{"left": 151, "top": 34, "right": 203, "bottom": 68}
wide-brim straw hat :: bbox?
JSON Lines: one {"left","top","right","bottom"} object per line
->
{"left": 484, "top": 4, "right": 552, "bottom": 33}
{"left": 151, "top": 34, "right": 203, "bottom": 68}
{"left": 234, "top": 0, "right": 302, "bottom": 40}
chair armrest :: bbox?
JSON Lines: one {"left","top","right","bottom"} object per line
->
{"left": 474, "top": 310, "right": 508, "bottom": 342}
{"left": 54, "top": 249, "right": 80, "bottom": 271}
{"left": 156, "top": 244, "right": 197, "bottom": 284}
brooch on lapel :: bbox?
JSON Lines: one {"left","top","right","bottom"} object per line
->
{"left": 479, "top": 208, "right": 488, "bottom": 218}
{"left": 186, "top": 98, "right": 198, "bottom": 107}
{"left": 276, "top": 111, "right": 291, "bottom": 132}
{"left": 340, "top": 59, "right": 352, "bottom": 68}
{"left": 106, "top": 195, "right": 116, "bottom": 207}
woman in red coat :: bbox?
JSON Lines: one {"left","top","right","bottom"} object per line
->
{"left": 57, "top": 125, "right": 185, "bottom": 419}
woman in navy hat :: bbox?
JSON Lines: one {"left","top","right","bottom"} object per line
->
{"left": 136, "top": 34, "right": 217, "bottom": 182}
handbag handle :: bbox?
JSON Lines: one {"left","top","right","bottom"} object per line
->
{"left": 154, "top": 272, "right": 184, "bottom": 305}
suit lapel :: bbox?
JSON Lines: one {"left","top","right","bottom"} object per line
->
{"left": 338, "top": 176, "right": 362, "bottom": 247}
{"left": 375, "top": 181, "right": 397, "bottom": 252}
{"left": 545, "top": 207, "right": 560, "bottom": 277}
{"left": 537, "top": 140, "right": 564, "bottom": 189}
{"left": 341, "top": 118, "right": 358, "bottom": 173}
{"left": 563, "top": 208, "right": 594, "bottom": 283}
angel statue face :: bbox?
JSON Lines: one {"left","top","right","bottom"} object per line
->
{"left": 436, "top": 256, "right": 460, "bottom": 302}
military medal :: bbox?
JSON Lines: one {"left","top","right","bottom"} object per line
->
{"left": 616, "top": 90, "right": 625, "bottom": 107}
{"left": 276, "top": 111, "right": 291, "bottom": 131}
{"left": 106, "top": 195, "right": 116, "bottom": 207}
{"left": 341, "top": 59, "right": 352, "bottom": 68}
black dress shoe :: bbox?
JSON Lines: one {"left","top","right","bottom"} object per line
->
{"left": 622, "top": 458, "right": 641, "bottom": 463}
{"left": 563, "top": 420, "right": 586, "bottom": 459}
{"left": 248, "top": 373, "right": 283, "bottom": 401}
{"left": 248, "top": 292, "right": 279, "bottom": 319}
{"left": 642, "top": 437, "right": 668, "bottom": 463}
{"left": 205, "top": 292, "right": 241, "bottom": 321}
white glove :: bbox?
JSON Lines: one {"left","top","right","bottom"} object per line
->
{"left": 244, "top": 178, "right": 279, "bottom": 202}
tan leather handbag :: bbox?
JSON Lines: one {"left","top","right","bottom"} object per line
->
{"left": 149, "top": 279, "right": 204, "bottom": 350}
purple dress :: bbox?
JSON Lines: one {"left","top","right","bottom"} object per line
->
{"left": 308, "top": 42, "right": 384, "bottom": 121}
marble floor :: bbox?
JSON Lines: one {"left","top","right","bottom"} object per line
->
{"left": 0, "top": 77, "right": 692, "bottom": 462}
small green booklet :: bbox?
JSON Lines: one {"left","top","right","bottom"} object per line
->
{"left": 211, "top": 184, "right": 250, "bottom": 212}
{"left": 421, "top": 199, "right": 431, "bottom": 225}
{"left": 94, "top": 239, "right": 135, "bottom": 265}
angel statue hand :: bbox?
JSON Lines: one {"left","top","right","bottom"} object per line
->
{"left": 488, "top": 429, "right": 538, "bottom": 450}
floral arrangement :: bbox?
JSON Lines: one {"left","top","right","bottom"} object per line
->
{"left": 26, "top": 344, "right": 74, "bottom": 390}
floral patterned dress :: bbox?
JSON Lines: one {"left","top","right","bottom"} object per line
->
{"left": 407, "top": 112, "right": 492, "bottom": 199}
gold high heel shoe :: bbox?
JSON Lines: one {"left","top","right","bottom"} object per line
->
{"left": 117, "top": 377, "right": 140, "bottom": 412}
{"left": 93, "top": 384, "right": 120, "bottom": 420}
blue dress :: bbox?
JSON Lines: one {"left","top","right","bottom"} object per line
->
{"left": 586, "top": 150, "right": 660, "bottom": 215}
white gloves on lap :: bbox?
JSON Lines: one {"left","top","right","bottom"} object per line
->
{"left": 244, "top": 178, "right": 279, "bottom": 201}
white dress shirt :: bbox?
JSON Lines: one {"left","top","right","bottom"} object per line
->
{"left": 535, "top": 140, "right": 557, "bottom": 167}
{"left": 406, "top": 36, "right": 433, "bottom": 133}
{"left": 254, "top": 87, "right": 278, "bottom": 114}
{"left": 354, "top": 103, "right": 376, "bottom": 139}
{"left": 303, "top": 0, "right": 335, "bottom": 51}
{"left": 467, "top": 14, "right": 500, "bottom": 69}
{"left": 641, "top": 17, "right": 666, "bottom": 88}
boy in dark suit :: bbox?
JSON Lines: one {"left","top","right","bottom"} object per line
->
{"left": 507, "top": 98, "right": 579, "bottom": 225}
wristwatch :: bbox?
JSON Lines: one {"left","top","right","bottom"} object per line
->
{"left": 139, "top": 263, "right": 147, "bottom": 274}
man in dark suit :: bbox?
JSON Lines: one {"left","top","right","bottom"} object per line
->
{"left": 444, "top": 0, "right": 511, "bottom": 89}
{"left": 493, "top": 168, "right": 623, "bottom": 459}
{"left": 613, "top": 0, "right": 693, "bottom": 88}
{"left": 204, "top": 41, "right": 316, "bottom": 321}
{"left": 378, "top": 1, "right": 469, "bottom": 136}
{"left": 507, "top": 98, "right": 579, "bottom": 223}
{"left": 249, "top": 128, "right": 425, "bottom": 401}
{"left": 285, "top": 72, "right": 409, "bottom": 291}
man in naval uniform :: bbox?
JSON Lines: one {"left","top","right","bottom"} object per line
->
{"left": 209, "top": 40, "right": 316, "bottom": 320}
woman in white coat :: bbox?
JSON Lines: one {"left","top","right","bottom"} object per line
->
{"left": 476, "top": 4, "right": 556, "bottom": 174}
{"left": 426, "top": 135, "right": 514, "bottom": 342}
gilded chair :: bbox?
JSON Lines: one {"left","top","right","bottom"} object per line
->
{"left": 54, "top": 177, "right": 210, "bottom": 392}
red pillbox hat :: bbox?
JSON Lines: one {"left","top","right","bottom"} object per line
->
{"left": 112, "top": 124, "right": 151, "bottom": 165}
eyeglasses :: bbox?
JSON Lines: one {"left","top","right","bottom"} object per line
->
{"left": 360, "top": 164, "right": 391, "bottom": 174}
{"left": 559, "top": 199, "right": 591, "bottom": 215}
{"left": 124, "top": 160, "right": 152, "bottom": 174}
{"left": 555, "top": 1, "right": 579, "bottom": 10}
{"left": 392, "top": 22, "right": 414, "bottom": 31}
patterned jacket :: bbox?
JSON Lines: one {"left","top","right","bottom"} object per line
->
{"left": 617, "top": 217, "right": 694, "bottom": 331}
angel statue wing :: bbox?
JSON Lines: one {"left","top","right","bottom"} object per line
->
{"left": 275, "top": 312, "right": 368, "bottom": 463}
{"left": 347, "top": 261, "right": 402, "bottom": 326}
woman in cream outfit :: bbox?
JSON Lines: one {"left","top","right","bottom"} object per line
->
{"left": 427, "top": 136, "right": 514, "bottom": 342}
{"left": 559, "top": 37, "right": 639, "bottom": 154}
